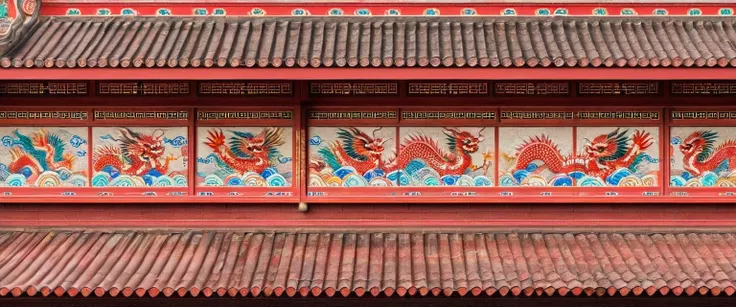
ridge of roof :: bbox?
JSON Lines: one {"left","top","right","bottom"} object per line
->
{"left": 3, "top": 15, "right": 736, "bottom": 68}
{"left": 39, "top": 0, "right": 736, "bottom": 4}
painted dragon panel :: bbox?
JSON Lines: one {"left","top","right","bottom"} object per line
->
{"left": 575, "top": 127, "right": 660, "bottom": 187}
{"left": 92, "top": 127, "right": 189, "bottom": 187}
{"left": 309, "top": 127, "right": 397, "bottom": 187}
{"left": 0, "top": 127, "right": 88, "bottom": 187}
{"left": 196, "top": 127, "right": 293, "bottom": 187}
{"left": 498, "top": 127, "right": 574, "bottom": 187}
{"left": 395, "top": 127, "right": 494, "bottom": 187}
{"left": 670, "top": 127, "right": 736, "bottom": 188}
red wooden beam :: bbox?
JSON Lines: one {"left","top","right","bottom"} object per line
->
{"left": 0, "top": 196, "right": 734, "bottom": 204}
{"left": 2, "top": 68, "right": 736, "bottom": 80}
{"left": 3, "top": 203, "right": 736, "bottom": 228}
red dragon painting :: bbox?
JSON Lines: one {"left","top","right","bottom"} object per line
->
{"left": 93, "top": 128, "right": 182, "bottom": 177}
{"left": 312, "top": 127, "right": 392, "bottom": 176}
{"left": 203, "top": 127, "right": 286, "bottom": 175}
{"left": 580, "top": 128, "right": 654, "bottom": 179}
{"left": 311, "top": 127, "right": 492, "bottom": 187}
{"left": 678, "top": 130, "right": 736, "bottom": 176}
{"left": 385, "top": 127, "right": 492, "bottom": 177}
{"left": 504, "top": 128, "right": 655, "bottom": 183}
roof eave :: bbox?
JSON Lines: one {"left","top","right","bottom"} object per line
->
{"left": 1, "top": 67, "right": 735, "bottom": 80}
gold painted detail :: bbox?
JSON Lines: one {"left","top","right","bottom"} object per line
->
{"left": 308, "top": 111, "right": 398, "bottom": 120}
{"left": 577, "top": 111, "right": 660, "bottom": 120}
{"left": 578, "top": 82, "right": 659, "bottom": 96}
{"left": 0, "top": 82, "right": 88, "bottom": 95}
{"left": 97, "top": 82, "right": 190, "bottom": 96}
{"left": 197, "top": 111, "right": 293, "bottom": 121}
{"left": 493, "top": 82, "right": 569, "bottom": 96}
{"left": 500, "top": 111, "right": 573, "bottom": 120}
{"left": 0, "top": 111, "right": 88, "bottom": 120}
{"left": 671, "top": 111, "right": 736, "bottom": 120}
{"left": 198, "top": 82, "right": 292, "bottom": 96}
{"left": 407, "top": 82, "right": 489, "bottom": 96}
{"left": 309, "top": 82, "right": 399, "bottom": 96}
{"left": 401, "top": 111, "right": 495, "bottom": 120}
{"left": 94, "top": 111, "right": 189, "bottom": 120}
{"left": 671, "top": 82, "right": 736, "bottom": 96}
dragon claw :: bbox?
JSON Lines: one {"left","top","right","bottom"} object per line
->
{"left": 632, "top": 130, "right": 654, "bottom": 151}
{"left": 482, "top": 150, "right": 494, "bottom": 161}
{"left": 205, "top": 129, "right": 226, "bottom": 151}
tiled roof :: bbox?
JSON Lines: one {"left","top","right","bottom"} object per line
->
{"left": 1, "top": 230, "right": 736, "bottom": 298}
{"left": 3, "top": 16, "right": 736, "bottom": 68}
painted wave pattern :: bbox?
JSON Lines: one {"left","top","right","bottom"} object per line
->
{"left": 310, "top": 158, "right": 493, "bottom": 187}
{"left": 310, "top": 166, "right": 397, "bottom": 187}
{"left": 200, "top": 167, "right": 290, "bottom": 187}
{"left": 92, "top": 167, "right": 187, "bottom": 187}
{"left": 197, "top": 152, "right": 292, "bottom": 187}
{"left": 670, "top": 171, "right": 736, "bottom": 188}
{"left": 398, "top": 159, "right": 493, "bottom": 187}
{"left": 0, "top": 165, "right": 87, "bottom": 187}
{"left": 500, "top": 157, "right": 659, "bottom": 187}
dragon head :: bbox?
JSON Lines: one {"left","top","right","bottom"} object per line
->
{"left": 444, "top": 127, "right": 485, "bottom": 154}
{"left": 251, "top": 127, "right": 285, "bottom": 154}
{"left": 239, "top": 134, "right": 267, "bottom": 154}
{"left": 363, "top": 128, "right": 390, "bottom": 159}
{"left": 117, "top": 128, "right": 166, "bottom": 163}
{"left": 230, "top": 127, "right": 286, "bottom": 159}
{"left": 337, "top": 127, "right": 390, "bottom": 161}
{"left": 680, "top": 130, "right": 718, "bottom": 162}
{"left": 583, "top": 128, "right": 629, "bottom": 162}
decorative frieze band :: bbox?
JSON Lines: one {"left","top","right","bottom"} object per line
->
{"left": 671, "top": 82, "right": 736, "bottom": 96}
{"left": 308, "top": 111, "right": 398, "bottom": 120}
{"left": 578, "top": 82, "right": 660, "bottom": 96}
{"left": 42, "top": 5, "right": 736, "bottom": 18}
{"left": 671, "top": 111, "right": 736, "bottom": 120}
{"left": 97, "top": 82, "right": 190, "bottom": 96}
{"left": 197, "top": 82, "right": 293, "bottom": 96}
{"left": 197, "top": 111, "right": 293, "bottom": 121}
{"left": 0, "top": 81, "right": 89, "bottom": 96}
{"left": 401, "top": 111, "right": 495, "bottom": 120}
{"left": 94, "top": 111, "right": 189, "bottom": 120}
{"left": 493, "top": 82, "right": 570, "bottom": 96}
{"left": 309, "top": 82, "right": 399, "bottom": 96}
{"left": 500, "top": 111, "right": 574, "bottom": 120}
{"left": 407, "top": 82, "right": 489, "bottom": 96}
{"left": 577, "top": 111, "right": 660, "bottom": 120}
{"left": 0, "top": 111, "right": 89, "bottom": 120}
{"left": 3, "top": 81, "right": 736, "bottom": 98}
